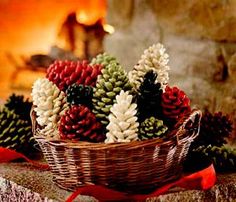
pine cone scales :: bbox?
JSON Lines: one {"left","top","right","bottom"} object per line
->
{"left": 0, "top": 107, "right": 32, "bottom": 151}
{"left": 46, "top": 60, "right": 102, "bottom": 91}
{"left": 32, "top": 78, "right": 68, "bottom": 138}
{"left": 5, "top": 93, "right": 32, "bottom": 123}
{"left": 137, "top": 71, "right": 163, "bottom": 121}
{"left": 192, "top": 111, "right": 233, "bottom": 148}
{"left": 139, "top": 117, "right": 168, "bottom": 140}
{"left": 162, "top": 86, "right": 191, "bottom": 126}
{"left": 105, "top": 91, "right": 139, "bottom": 143}
{"left": 66, "top": 84, "right": 93, "bottom": 107}
{"left": 129, "top": 43, "right": 169, "bottom": 91}
{"left": 193, "top": 145, "right": 236, "bottom": 171}
{"left": 90, "top": 52, "right": 118, "bottom": 68}
{"left": 93, "top": 62, "right": 131, "bottom": 127}
{"left": 59, "top": 106, "right": 104, "bottom": 142}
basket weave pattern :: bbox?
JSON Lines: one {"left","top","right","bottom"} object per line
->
{"left": 34, "top": 110, "right": 201, "bottom": 193}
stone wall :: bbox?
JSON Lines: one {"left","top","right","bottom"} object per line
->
{"left": 105, "top": 0, "right": 236, "bottom": 139}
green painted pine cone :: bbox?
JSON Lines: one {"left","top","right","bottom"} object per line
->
{"left": 192, "top": 145, "right": 236, "bottom": 171}
{"left": 0, "top": 107, "right": 32, "bottom": 152}
{"left": 4, "top": 93, "right": 32, "bottom": 123}
{"left": 139, "top": 117, "right": 168, "bottom": 140}
{"left": 92, "top": 62, "right": 131, "bottom": 127}
{"left": 90, "top": 52, "right": 118, "bottom": 68}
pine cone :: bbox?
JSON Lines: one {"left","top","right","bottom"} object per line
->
{"left": 129, "top": 43, "right": 169, "bottom": 91}
{"left": 32, "top": 78, "right": 68, "bottom": 138}
{"left": 90, "top": 52, "right": 118, "bottom": 68}
{"left": 92, "top": 62, "right": 131, "bottom": 128}
{"left": 4, "top": 93, "right": 32, "bottom": 123}
{"left": 161, "top": 86, "right": 191, "bottom": 127}
{"left": 38, "top": 123, "right": 59, "bottom": 139}
{"left": 136, "top": 70, "right": 163, "bottom": 121}
{"left": 46, "top": 60, "right": 102, "bottom": 91}
{"left": 66, "top": 84, "right": 93, "bottom": 107}
{"left": 0, "top": 107, "right": 33, "bottom": 152}
{"left": 139, "top": 117, "right": 168, "bottom": 140}
{"left": 105, "top": 91, "right": 139, "bottom": 143}
{"left": 191, "top": 145, "right": 236, "bottom": 171}
{"left": 192, "top": 110, "right": 233, "bottom": 148}
{"left": 59, "top": 105, "right": 105, "bottom": 142}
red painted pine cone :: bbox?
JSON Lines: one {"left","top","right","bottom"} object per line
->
{"left": 59, "top": 105, "right": 105, "bottom": 142}
{"left": 46, "top": 60, "right": 102, "bottom": 91}
{"left": 161, "top": 86, "right": 191, "bottom": 125}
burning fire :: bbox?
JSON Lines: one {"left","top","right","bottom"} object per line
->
{"left": 0, "top": 0, "right": 108, "bottom": 54}
{"left": 76, "top": 0, "right": 106, "bottom": 26}
{"left": 0, "top": 0, "right": 111, "bottom": 98}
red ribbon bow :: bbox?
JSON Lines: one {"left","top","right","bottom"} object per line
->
{"left": 0, "top": 147, "right": 216, "bottom": 202}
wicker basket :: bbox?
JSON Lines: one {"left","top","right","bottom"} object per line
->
{"left": 32, "top": 109, "right": 201, "bottom": 193}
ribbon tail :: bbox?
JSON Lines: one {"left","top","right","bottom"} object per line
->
{"left": 133, "top": 164, "right": 216, "bottom": 201}
{"left": 65, "top": 185, "right": 131, "bottom": 202}
{"left": 177, "top": 164, "right": 216, "bottom": 190}
{"left": 66, "top": 164, "right": 216, "bottom": 202}
{"left": 0, "top": 147, "right": 49, "bottom": 170}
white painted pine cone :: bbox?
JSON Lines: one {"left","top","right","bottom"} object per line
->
{"left": 128, "top": 43, "right": 169, "bottom": 91}
{"left": 105, "top": 90, "right": 139, "bottom": 143}
{"left": 31, "top": 78, "right": 68, "bottom": 138}
{"left": 39, "top": 123, "right": 60, "bottom": 139}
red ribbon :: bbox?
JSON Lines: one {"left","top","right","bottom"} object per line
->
{"left": 0, "top": 147, "right": 216, "bottom": 202}
{"left": 66, "top": 164, "right": 216, "bottom": 202}
{"left": 0, "top": 147, "right": 49, "bottom": 170}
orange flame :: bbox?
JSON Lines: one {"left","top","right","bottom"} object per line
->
{"left": 0, "top": 0, "right": 107, "bottom": 54}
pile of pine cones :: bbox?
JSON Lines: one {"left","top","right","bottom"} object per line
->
{"left": 32, "top": 44, "right": 193, "bottom": 144}
{"left": 0, "top": 43, "right": 234, "bottom": 172}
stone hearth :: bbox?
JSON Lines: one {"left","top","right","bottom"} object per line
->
{"left": 0, "top": 162, "right": 236, "bottom": 202}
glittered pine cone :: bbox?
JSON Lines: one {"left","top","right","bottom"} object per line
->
{"left": 0, "top": 107, "right": 33, "bottom": 152}
{"left": 192, "top": 110, "right": 233, "bottom": 148}
{"left": 90, "top": 52, "right": 118, "bottom": 68}
{"left": 137, "top": 70, "right": 163, "bottom": 122}
{"left": 46, "top": 60, "right": 102, "bottom": 91}
{"left": 139, "top": 117, "right": 168, "bottom": 140}
{"left": 59, "top": 105, "right": 105, "bottom": 142}
{"left": 92, "top": 62, "right": 131, "bottom": 128}
{"left": 5, "top": 93, "right": 32, "bottom": 123}
{"left": 161, "top": 86, "right": 191, "bottom": 127}
{"left": 66, "top": 83, "right": 93, "bottom": 107}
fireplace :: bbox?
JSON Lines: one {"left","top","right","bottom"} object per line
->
{"left": 0, "top": 0, "right": 113, "bottom": 95}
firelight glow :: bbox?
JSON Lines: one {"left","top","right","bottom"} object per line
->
{"left": 0, "top": 0, "right": 107, "bottom": 54}
{"left": 103, "top": 24, "right": 115, "bottom": 34}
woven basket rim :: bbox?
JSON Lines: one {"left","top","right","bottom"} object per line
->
{"left": 33, "top": 109, "right": 201, "bottom": 150}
